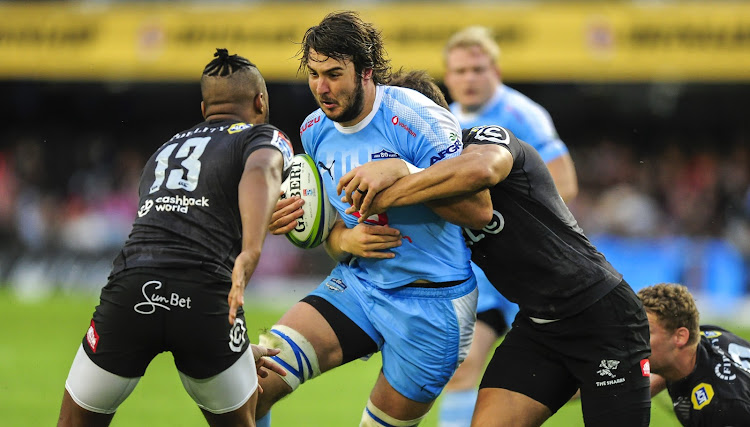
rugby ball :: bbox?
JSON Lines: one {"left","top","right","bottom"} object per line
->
{"left": 280, "top": 154, "right": 337, "bottom": 249}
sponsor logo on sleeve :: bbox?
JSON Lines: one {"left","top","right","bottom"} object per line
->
{"left": 429, "top": 140, "right": 462, "bottom": 165}
{"left": 641, "top": 359, "right": 651, "bottom": 376}
{"left": 391, "top": 116, "right": 416, "bottom": 137}
{"left": 228, "top": 122, "right": 252, "bottom": 134}
{"left": 472, "top": 125, "right": 510, "bottom": 144}
{"left": 701, "top": 330, "right": 723, "bottom": 339}
{"left": 325, "top": 277, "right": 347, "bottom": 292}
{"left": 271, "top": 130, "right": 294, "bottom": 164}
{"left": 691, "top": 383, "right": 714, "bottom": 409}
{"left": 86, "top": 320, "right": 99, "bottom": 352}
{"left": 300, "top": 115, "right": 321, "bottom": 135}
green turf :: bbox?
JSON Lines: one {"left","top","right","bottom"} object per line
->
{"left": 1, "top": 287, "right": 730, "bottom": 426}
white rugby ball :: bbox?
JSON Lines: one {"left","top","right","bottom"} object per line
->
{"left": 280, "top": 154, "right": 337, "bottom": 249}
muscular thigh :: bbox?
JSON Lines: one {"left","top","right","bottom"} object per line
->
{"left": 375, "top": 278, "right": 478, "bottom": 403}
{"left": 479, "top": 324, "right": 579, "bottom": 413}
{"left": 569, "top": 282, "right": 651, "bottom": 426}
{"left": 298, "top": 266, "right": 383, "bottom": 369}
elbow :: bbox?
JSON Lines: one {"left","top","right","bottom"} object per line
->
{"left": 467, "top": 207, "right": 493, "bottom": 230}
{"left": 473, "top": 150, "right": 507, "bottom": 188}
{"left": 466, "top": 164, "right": 500, "bottom": 190}
{"left": 559, "top": 181, "right": 579, "bottom": 203}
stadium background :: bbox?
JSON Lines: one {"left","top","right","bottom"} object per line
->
{"left": 0, "top": 1, "right": 748, "bottom": 425}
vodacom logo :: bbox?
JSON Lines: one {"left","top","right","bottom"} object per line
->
{"left": 392, "top": 116, "right": 415, "bottom": 137}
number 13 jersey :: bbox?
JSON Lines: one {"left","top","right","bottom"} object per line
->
{"left": 112, "top": 120, "right": 294, "bottom": 280}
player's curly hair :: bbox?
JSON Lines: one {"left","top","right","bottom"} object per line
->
{"left": 298, "top": 11, "right": 391, "bottom": 85}
{"left": 389, "top": 68, "right": 449, "bottom": 110}
{"left": 637, "top": 283, "right": 701, "bottom": 346}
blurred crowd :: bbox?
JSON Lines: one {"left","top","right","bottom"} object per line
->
{"left": 1, "top": 129, "right": 748, "bottom": 277}
{"left": 1, "top": 85, "right": 749, "bottom": 296}
{"left": 569, "top": 137, "right": 750, "bottom": 254}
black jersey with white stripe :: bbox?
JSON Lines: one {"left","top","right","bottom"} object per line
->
{"left": 667, "top": 325, "right": 750, "bottom": 427}
{"left": 111, "top": 120, "right": 294, "bottom": 280}
{"left": 462, "top": 125, "right": 622, "bottom": 319}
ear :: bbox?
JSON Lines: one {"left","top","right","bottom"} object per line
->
{"left": 361, "top": 68, "right": 374, "bottom": 82}
{"left": 673, "top": 326, "right": 691, "bottom": 348}
{"left": 494, "top": 64, "right": 502, "bottom": 81}
{"left": 254, "top": 92, "right": 266, "bottom": 115}
{"left": 201, "top": 101, "right": 207, "bottom": 119}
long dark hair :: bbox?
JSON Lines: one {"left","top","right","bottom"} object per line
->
{"left": 298, "top": 11, "right": 391, "bottom": 84}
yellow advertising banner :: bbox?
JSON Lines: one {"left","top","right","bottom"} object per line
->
{"left": 1, "top": 2, "right": 749, "bottom": 82}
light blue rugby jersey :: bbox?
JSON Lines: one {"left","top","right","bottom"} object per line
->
{"left": 300, "top": 85, "right": 471, "bottom": 289}
{"left": 450, "top": 84, "right": 568, "bottom": 163}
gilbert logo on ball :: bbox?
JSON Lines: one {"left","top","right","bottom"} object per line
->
{"left": 280, "top": 154, "right": 337, "bottom": 249}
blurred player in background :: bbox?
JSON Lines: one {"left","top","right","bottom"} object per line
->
{"left": 638, "top": 283, "right": 750, "bottom": 426}
{"left": 443, "top": 26, "right": 578, "bottom": 201}
{"left": 439, "top": 26, "right": 579, "bottom": 427}
{"left": 339, "top": 119, "right": 651, "bottom": 425}
{"left": 258, "top": 11, "right": 480, "bottom": 427}
{"left": 57, "top": 49, "right": 289, "bottom": 427}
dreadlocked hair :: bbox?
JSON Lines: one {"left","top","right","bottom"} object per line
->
{"left": 203, "top": 48, "right": 256, "bottom": 76}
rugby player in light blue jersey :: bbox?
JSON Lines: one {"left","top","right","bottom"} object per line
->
{"left": 438, "top": 26, "right": 579, "bottom": 427}
{"left": 256, "top": 12, "right": 481, "bottom": 427}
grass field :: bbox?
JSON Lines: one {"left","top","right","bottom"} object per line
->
{"left": 0, "top": 287, "right": 706, "bottom": 426}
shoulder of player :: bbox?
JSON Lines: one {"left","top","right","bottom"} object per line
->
{"left": 380, "top": 86, "right": 460, "bottom": 141}
{"left": 463, "top": 125, "right": 522, "bottom": 147}
{"left": 501, "top": 86, "right": 555, "bottom": 127}
{"left": 381, "top": 85, "right": 450, "bottom": 119}
{"left": 700, "top": 325, "right": 750, "bottom": 346}
{"left": 299, "top": 108, "right": 327, "bottom": 140}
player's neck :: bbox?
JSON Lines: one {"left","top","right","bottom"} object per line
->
{"left": 205, "top": 113, "right": 258, "bottom": 124}
{"left": 666, "top": 347, "right": 699, "bottom": 382}
{"left": 338, "top": 82, "right": 377, "bottom": 127}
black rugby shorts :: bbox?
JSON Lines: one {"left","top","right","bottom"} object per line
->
{"left": 81, "top": 268, "right": 249, "bottom": 379}
{"left": 479, "top": 280, "right": 651, "bottom": 427}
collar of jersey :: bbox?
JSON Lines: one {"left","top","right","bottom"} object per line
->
{"left": 333, "top": 85, "right": 384, "bottom": 134}
{"left": 452, "top": 84, "right": 507, "bottom": 124}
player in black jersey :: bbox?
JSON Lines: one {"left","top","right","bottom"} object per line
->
{"left": 57, "top": 49, "right": 291, "bottom": 427}
{"left": 638, "top": 283, "right": 750, "bottom": 426}
{"left": 335, "top": 122, "right": 651, "bottom": 426}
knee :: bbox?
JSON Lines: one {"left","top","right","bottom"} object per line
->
{"left": 256, "top": 325, "right": 321, "bottom": 413}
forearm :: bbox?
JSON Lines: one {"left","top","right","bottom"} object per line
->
{"left": 237, "top": 151, "right": 283, "bottom": 274}
{"left": 379, "top": 150, "right": 501, "bottom": 208}
{"left": 323, "top": 219, "right": 352, "bottom": 263}
{"left": 649, "top": 373, "right": 667, "bottom": 397}
{"left": 546, "top": 153, "right": 578, "bottom": 203}
{"left": 427, "top": 190, "right": 493, "bottom": 229}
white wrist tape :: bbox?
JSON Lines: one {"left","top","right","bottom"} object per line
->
{"left": 400, "top": 159, "right": 423, "bottom": 174}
